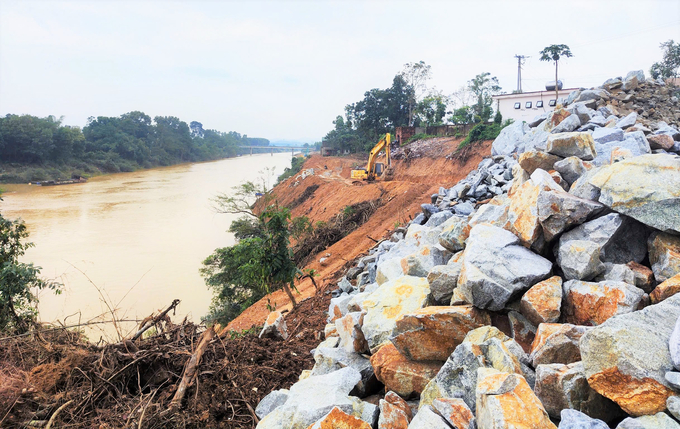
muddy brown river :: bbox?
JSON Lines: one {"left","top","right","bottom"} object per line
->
{"left": 1, "top": 153, "right": 293, "bottom": 340}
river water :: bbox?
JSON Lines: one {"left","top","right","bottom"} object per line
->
{"left": 1, "top": 153, "right": 293, "bottom": 340}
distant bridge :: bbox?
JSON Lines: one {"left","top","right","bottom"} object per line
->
{"left": 237, "top": 146, "right": 317, "bottom": 155}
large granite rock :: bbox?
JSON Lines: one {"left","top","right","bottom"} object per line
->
{"left": 537, "top": 187, "right": 605, "bottom": 242}
{"left": 547, "top": 132, "right": 597, "bottom": 160}
{"left": 562, "top": 280, "right": 645, "bottom": 326}
{"left": 427, "top": 263, "right": 461, "bottom": 304}
{"left": 431, "top": 398, "right": 476, "bottom": 429}
{"left": 616, "top": 413, "right": 680, "bottom": 429}
{"left": 557, "top": 239, "right": 605, "bottom": 280}
{"left": 306, "top": 407, "right": 372, "bottom": 429}
{"left": 557, "top": 213, "right": 649, "bottom": 264}
{"left": 362, "top": 276, "right": 430, "bottom": 353}
{"left": 580, "top": 294, "right": 680, "bottom": 416}
{"left": 390, "top": 306, "right": 490, "bottom": 361}
{"left": 407, "top": 405, "right": 451, "bottom": 429}
{"left": 256, "top": 389, "right": 289, "bottom": 420}
{"left": 519, "top": 150, "right": 562, "bottom": 175}
{"left": 438, "top": 216, "right": 471, "bottom": 253}
{"left": 558, "top": 409, "right": 609, "bottom": 429}
{"left": 535, "top": 361, "right": 621, "bottom": 421}
{"left": 256, "top": 367, "right": 377, "bottom": 429}
{"left": 520, "top": 276, "right": 563, "bottom": 326}
{"left": 530, "top": 323, "right": 590, "bottom": 367}
{"left": 648, "top": 232, "right": 680, "bottom": 283}
{"left": 651, "top": 273, "right": 680, "bottom": 304}
{"left": 378, "top": 391, "right": 412, "bottom": 429}
{"left": 588, "top": 154, "right": 680, "bottom": 234}
{"left": 492, "top": 121, "right": 531, "bottom": 156}
{"left": 457, "top": 224, "right": 553, "bottom": 311}
{"left": 310, "top": 347, "right": 378, "bottom": 397}
{"left": 336, "top": 312, "right": 368, "bottom": 353}
{"left": 475, "top": 368, "right": 556, "bottom": 429}
{"left": 554, "top": 156, "right": 587, "bottom": 186}
{"left": 369, "top": 343, "right": 441, "bottom": 398}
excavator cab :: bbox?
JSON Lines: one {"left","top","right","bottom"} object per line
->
{"left": 351, "top": 133, "right": 393, "bottom": 182}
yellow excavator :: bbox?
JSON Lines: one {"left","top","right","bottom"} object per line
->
{"left": 350, "top": 133, "right": 393, "bottom": 182}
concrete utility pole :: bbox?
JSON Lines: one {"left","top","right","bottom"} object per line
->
{"left": 514, "top": 54, "right": 527, "bottom": 93}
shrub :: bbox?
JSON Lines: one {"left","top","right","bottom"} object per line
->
{"left": 459, "top": 119, "right": 514, "bottom": 149}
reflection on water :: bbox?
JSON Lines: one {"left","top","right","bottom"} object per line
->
{"left": 1, "top": 153, "right": 292, "bottom": 340}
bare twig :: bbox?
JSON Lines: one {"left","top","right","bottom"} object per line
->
{"left": 166, "top": 326, "right": 215, "bottom": 412}
{"left": 45, "top": 400, "right": 73, "bottom": 429}
{"left": 231, "top": 379, "right": 259, "bottom": 424}
{"left": 131, "top": 299, "right": 180, "bottom": 341}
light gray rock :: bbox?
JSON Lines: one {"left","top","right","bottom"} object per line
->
{"left": 592, "top": 127, "right": 624, "bottom": 144}
{"left": 668, "top": 396, "right": 680, "bottom": 420}
{"left": 454, "top": 201, "right": 474, "bottom": 216}
{"left": 547, "top": 132, "right": 597, "bottom": 160}
{"left": 569, "top": 102, "right": 596, "bottom": 124}
{"left": 625, "top": 70, "right": 646, "bottom": 83}
{"left": 259, "top": 311, "right": 288, "bottom": 340}
{"left": 558, "top": 213, "right": 649, "bottom": 264}
{"left": 255, "top": 389, "right": 289, "bottom": 420}
{"left": 338, "top": 277, "right": 353, "bottom": 294}
{"left": 529, "top": 112, "right": 551, "bottom": 128}
{"left": 622, "top": 75, "right": 638, "bottom": 91}
{"left": 580, "top": 294, "right": 680, "bottom": 417}
{"left": 617, "top": 112, "right": 639, "bottom": 129}
{"left": 425, "top": 210, "right": 454, "bottom": 228}
{"left": 401, "top": 245, "right": 450, "bottom": 277}
{"left": 559, "top": 409, "right": 609, "bottom": 429}
{"left": 427, "top": 263, "right": 461, "bottom": 304}
{"left": 311, "top": 347, "right": 377, "bottom": 397}
{"left": 666, "top": 371, "right": 680, "bottom": 390}
{"left": 575, "top": 89, "right": 609, "bottom": 103}
{"left": 408, "top": 405, "right": 451, "bottom": 429}
{"left": 255, "top": 367, "right": 377, "bottom": 429}
{"left": 328, "top": 293, "right": 354, "bottom": 322}
{"left": 557, "top": 240, "right": 605, "bottom": 280}
{"left": 670, "top": 315, "right": 680, "bottom": 370}
{"left": 537, "top": 188, "right": 605, "bottom": 242}
{"left": 554, "top": 156, "right": 587, "bottom": 186}
{"left": 457, "top": 224, "right": 553, "bottom": 311}
{"left": 491, "top": 121, "right": 531, "bottom": 156}
{"left": 616, "top": 413, "right": 680, "bottom": 429}
{"left": 552, "top": 114, "right": 581, "bottom": 133}
{"left": 569, "top": 165, "right": 603, "bottom": 201}
{"left": 589, "top": 154, "right": 680, "bottom": 234}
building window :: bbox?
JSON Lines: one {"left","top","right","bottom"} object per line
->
{"left": 514, "top": 102, "right": 521, "bottom": 109}
{"left": 549, "top": 99, "right": 557, "bottom": 107}
{"left": 536, "top": 101, "right": 544, "bottom": 108}
{"left": 525, "top": 101, "right": 532, "bottom": 109}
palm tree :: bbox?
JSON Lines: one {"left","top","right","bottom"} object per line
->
{"left": 539, "top": 44, "right": 573, "bottom": 105}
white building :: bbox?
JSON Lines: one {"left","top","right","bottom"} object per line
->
{"left": 493, "top": 88, "right": 577, "bottom": 123}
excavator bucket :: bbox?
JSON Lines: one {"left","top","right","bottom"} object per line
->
{"left": 381, "top": 166, "right": 394, "bottom": 181}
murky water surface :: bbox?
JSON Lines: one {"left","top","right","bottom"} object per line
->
{"left": 1, "top": 153, "right": 292, "bottom": 340}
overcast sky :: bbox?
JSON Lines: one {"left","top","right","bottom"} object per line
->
{"left": 1, "top": 1, "right": 678, "bottom": 142}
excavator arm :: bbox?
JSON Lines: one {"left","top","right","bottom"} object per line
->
{"left": 351, "top": 133, "right": 391, "bottom": 181}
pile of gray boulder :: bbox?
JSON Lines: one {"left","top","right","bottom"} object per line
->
{"left": 254, "top": 71, "right": 680, "bottom": 429}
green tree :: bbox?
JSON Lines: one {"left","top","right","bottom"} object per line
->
{"left": 650, "top": 39, "right": 680, "bottom": 80}
{"left": 468, "top": 72, "right": 502, "bottom": 123}
{"left": 415, "top": 91, "right": 449, "bottom": 126}
{"left": 401, "top": 61, "right": 432, "bottom": 126}
{"left": 540, "top": 44, "right": 573, "bottom": 103}
{"left": 201, "top": 204, "right": 303, "bottom": 325}
{"left": 0, "top": 204, "right": 61, "bottom": 332}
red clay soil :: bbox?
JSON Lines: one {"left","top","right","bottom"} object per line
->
{"left": 227, "top": 138, "right": 493, "bottom": 332}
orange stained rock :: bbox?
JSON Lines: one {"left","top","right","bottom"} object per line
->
{"left": 507, "top": 179, "right": 542, "bottom": 247}
{"left": 530, "top": 323, "right": 564, "bottom": 355}
{"left": 587, "top": 367, "right": 674, "bottom": 416}
{"left": 520, "top": 276, "right": 562, "bottom": 326}
{"left": 477, "top": 370, "right": 556, "bottom": 429}
{"left": 432, "top": 398, "right": 474, "bottom": 429}
{"left": 383, "top": 305, "right": 404, "bottom": 320}
{"left": 370, "top": 343, "right": 442, "bottom": 397}
{"left": 563, "top": 283, "right": 626, "bottom": 326}
{"left": 378, "top": 391, "right": 412, "bottom": 429}
{"left": 550, "top": 108, "right": 571, "bottom": 128}
{"left": 391, "top": 305, "right": 491, "bottom": 361}
{"left": 265, "top": 311, "right": 280, "bottom": 325}
{"left": 651, "top": 273, "right": 680, "bottom": 303}
{"left": 306, "top": 406, "right": 372, "bottom": 429}
{"left": 395, "top": 284, "right": 414, "bottom": 296}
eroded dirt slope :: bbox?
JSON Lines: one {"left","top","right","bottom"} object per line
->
{"left": 227, "top": 137, "right": 493, "bottom": 331}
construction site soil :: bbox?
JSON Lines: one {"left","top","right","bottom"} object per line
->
{"left": 0, "top": 137, "right": 492, "bottom": 428}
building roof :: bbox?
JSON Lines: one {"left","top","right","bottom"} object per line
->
{"left": 492, "top": 88, "right": 578, "bottom": 99}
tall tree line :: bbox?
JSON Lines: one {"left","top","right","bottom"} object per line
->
{"left": 0, "top": 112, "right": 268, "bottom": 178}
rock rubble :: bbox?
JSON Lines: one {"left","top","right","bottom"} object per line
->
{"left": 255, "top": 71, "right": 680, "bottom": 428}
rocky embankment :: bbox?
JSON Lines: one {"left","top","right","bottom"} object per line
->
{"left": 254, "top": 71, "right": 680, "bottom": 428}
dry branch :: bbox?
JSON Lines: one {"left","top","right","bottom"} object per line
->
{"left": 167, "top": 325, "right": 215, "bottom": 411}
